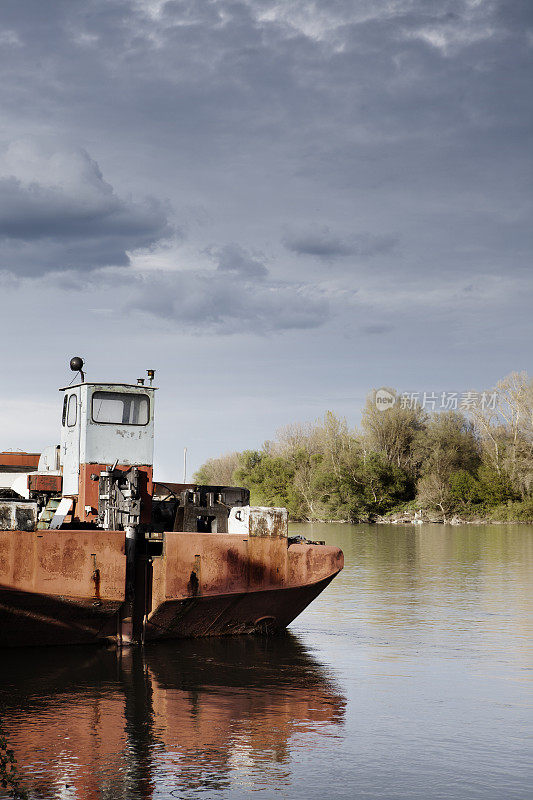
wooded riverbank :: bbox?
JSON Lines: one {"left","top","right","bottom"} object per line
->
{"left": 194, "top": 372, "right": 533, "bottom": 525}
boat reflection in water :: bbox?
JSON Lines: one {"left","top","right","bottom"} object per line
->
{"left": 1, "top": 634, "right": 345, "bottom": 799}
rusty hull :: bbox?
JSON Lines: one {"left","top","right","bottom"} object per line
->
{"left": 0, "top": 530, "right": 125, "bottom": 646}
{"left": 0, "top": 530, "right": 343, "bottom": 647}
{"left": 146, "top": 534, "right": 343, "bottom": 639}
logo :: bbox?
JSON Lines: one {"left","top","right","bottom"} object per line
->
{"left": 374, "top": 388, "right": 396, "bottom": 411}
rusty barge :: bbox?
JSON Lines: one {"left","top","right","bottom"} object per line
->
{"left": 0, "top": 358, "right": 343, "bottom": 647}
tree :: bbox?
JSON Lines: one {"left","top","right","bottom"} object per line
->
{"left": 343, "top": 453, "right": 413, "bottom": 518}
{"left": 361, "top": 390, "right": 426, "bottom": 473}
{"left": 233, "top": 450, "right": 304, "bottom": 517}
{"left": 413, "top": 410, "right": 480, "bottom": 479}
{"left": 292, "top": 451, "right": 324, "bottom": 520}
{"left": 193, "top": 451, "right": 241, "bottom": 485}
{"left": 448, "top": 470, "right": 483, "bottom": 508}
{"left": 468, "top": 372, "right": 533, "bottom": 499}
{"left": 414, "top": 411, "right": 480, "bottom": 517}
{"left": 495, "top": 372, "right": 533, "bottom": 498}
{"left": 272, "top": 421, "right": 321, "bottom": 458}
{"left": 476, "top": 464, "right": 518, "bottom": 506}
{"left": 193, "top": 371, "right": 532, "bottom": 521}
{"left": 416, "top": 473, "right": 454, "bottom": 520}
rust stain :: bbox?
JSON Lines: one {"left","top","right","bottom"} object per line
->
{"left": 61, "top": 538, "right": 85, "bottom": 580}
{"left": 28, "top": 474, "right": 62, "bottom": 493}
{"left": 0, "top": 540, "right": 10, "bottom": 574}
{"left": 39, "top": 541, "right": 62, "bottom": 576}
{"left": 12, "top": 536, "right": 34, "bottom": 584}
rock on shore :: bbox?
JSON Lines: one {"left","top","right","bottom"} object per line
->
{"left": 375, "top": 510, "right": 486, "bottom": 525}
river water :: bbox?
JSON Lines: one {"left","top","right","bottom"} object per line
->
{"left": 1, "top": 523, "right": 532, "bottom": 800}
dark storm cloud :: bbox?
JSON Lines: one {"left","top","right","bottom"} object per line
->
{"left": 0, "top": 1, "right": 525, "bottom": 150}
{"left": 0, "top": 0, "right": 530, "bottom": 305}
{"left": 1, "top": 2, "right": 530, "bottom": 143}
{"left": 282, "top": 227, "right": 397, "bottom": 261}
{"left": 0, "top": 0, "right": 531, "bottom": 478}
{"left": 0, "top": 3, "right": 530, "bottom": 185}
{"left": 0, "top": 142, "right": 173, "bottom": 276}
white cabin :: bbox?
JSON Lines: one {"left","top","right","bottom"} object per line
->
{"left": 59, "top": 381, "right": 156, "bottom": 496}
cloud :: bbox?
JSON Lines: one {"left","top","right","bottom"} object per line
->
{"left": 104, "top": 240, "right": 331, "bottom": 333}
{"left": 282, "top": 226, "right": 397, "bottom": 261}
{"left": 210, "top": 242, "right": 268, "bottom": 279}
{"left": 360, "top": 323, "right": 395, "bottom": 336}
{"left": 0, "top": 139, "right": 173, "bottom": 276}
{"left": 283, "top": 227, "right": 354, "bottom": 260}
{"left": 125, "top": 265, "right": 330, "bottom": 334}
{"left": 0, "top": 1, "right": 530, "bottom": 328}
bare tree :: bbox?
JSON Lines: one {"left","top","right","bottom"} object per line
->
{"left": 272, "top": 421, "right": 320, "bottom": 457}
{"left": 193, "top": 451, "right": 241, "bottom": 485}
{"left": 361, "top": 390, "right": 426, "bottom": 472}
{"left": 468, "top": 372, "right": 533, "bottom": 497}
{"left": 416, "top": 473, "right": 454, "bottom": 521}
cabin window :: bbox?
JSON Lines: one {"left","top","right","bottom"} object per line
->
{"left": 67, "top": 394, "right": 77, "bottom": 427}
{"left": 62, "top": 395, "right": 68, "bottom": 426}
{"left": 91, "top": 391, "right": 150, "bottom": 426}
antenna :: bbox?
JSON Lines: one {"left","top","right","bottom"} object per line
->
{"left": 183, "top": 447, "right": 187, "bottom": 483}
{"left": 70, "top": 356, "right": 85, "bottom": 383}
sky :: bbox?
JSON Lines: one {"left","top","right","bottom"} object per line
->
{"left": 0, "top": 0, "right": 531, "bottom": 479}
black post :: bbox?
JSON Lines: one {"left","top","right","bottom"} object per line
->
{"left": 124, "top": 528, "right": 152, "bottom": 645}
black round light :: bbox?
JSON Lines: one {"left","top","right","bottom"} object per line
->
{"left": 70, "top": 356, "right": 84, "bottom": 372}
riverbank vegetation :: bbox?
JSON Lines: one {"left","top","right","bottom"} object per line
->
{"left": 194, "top": 372, "right": 533, "bottom": 523}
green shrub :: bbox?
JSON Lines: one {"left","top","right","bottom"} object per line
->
{"left": 490, "top": 500, "right": 533, "bottom": 522}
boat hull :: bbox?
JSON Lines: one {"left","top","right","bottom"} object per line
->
{"left": 0, "top": 530, "right": 343, "bottom": 647}
{"left": 0, "top": 587, "right": 122, "bottom": 647}
{"left": 145, "top": 573, "right": 338, "bottom": 640}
